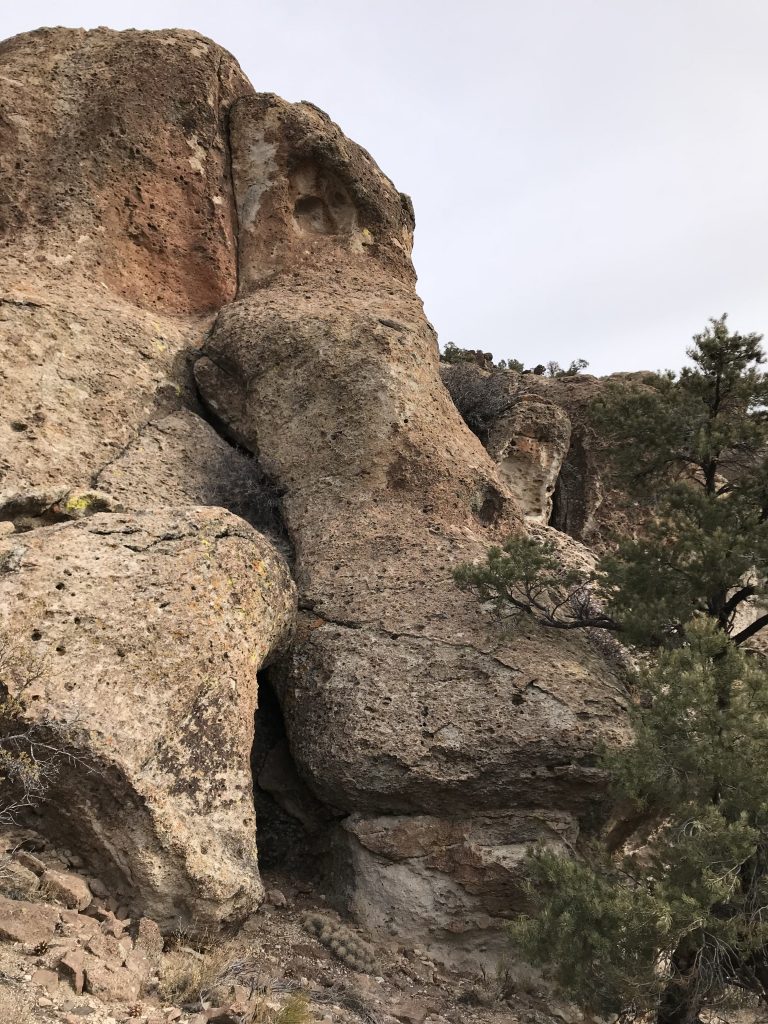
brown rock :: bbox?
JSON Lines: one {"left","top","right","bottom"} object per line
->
{"left": 0, "top": 24, "right": 630, "bottom": 959}
{"left": 31, "top": 967, "right": 60, "bottom": 995}
{"left": 390, "top": 997, "right": 433, "bottom": 1024}
{"left": 0, "top": 859, "right": 41, "bottom": 898}
{"left": 60, "top": 949, "right": 85, "bottom": 995}
{"left": 42, "top": 869, "right": 92, "bottom": 911}
{"left": 266, "top": 889, "right": 287, "bottom": 908}
{"left": 15, "top": 851, "right": 47, "bottom": 876}
{"left": 0, "top": 28, "right": 252, "bottom": 497}
{"left": 0, "top": 894, "right": 60, "bottom": 945}
{"left": 84, "top": 929, "right": 126, "bottom": 964}
{"left": 83, "top": 953, "right": 141, "bottom": 1001}
{"left": 133, "top": 917, "right": 163, "bottom": 961}
{"left": 191, "top": 92, "right": 629, "bottom": 952}
{"left": 486, "top": 394, "right": 572, "bottom": 524}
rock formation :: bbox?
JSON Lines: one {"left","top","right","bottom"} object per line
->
{"left": 0, "top": 25, "right": 629, "bottom": 960}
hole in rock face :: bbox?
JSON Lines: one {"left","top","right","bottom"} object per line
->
{"left": 473, "top": 483, "right": 505, "bottom": 526}
{"left": 293, "top": 195, "right": 335, "bottom": 235}
{"left": 251, "top": 672, "right": 314, "bottom": 872}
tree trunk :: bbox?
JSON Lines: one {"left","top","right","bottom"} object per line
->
{"left": 658, "top": 946, "right": 703, "bottom": 1024}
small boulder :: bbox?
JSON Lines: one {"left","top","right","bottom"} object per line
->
{"left": 133, "top": 917, "right": 163, "bottom": 961}
{"left": 0, "top": 859, "right": 40, "bottom": 898}
{"left": 266, "top": 889, "right": 287, "bottom": 908}
{"left": 31, "top": 967, "right": 60, "bottom": 995}
{"left": 0, "top": 894, "right": 60, "bottom": 945}
{"left": 83, "top": 954, "right": 142, "bottom": 1001}
{"left": 59, "top": 949, "right": 85, "bottom": 995}
{"left": 15, "top": 850, "right": 46, "bottom": 875}
{"left": 42, "top": 869, "right": 92, "bottom": 911}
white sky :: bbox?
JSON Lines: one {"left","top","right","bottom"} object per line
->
{"left": 2, "top": 1, "right": 768, "bottom": 375}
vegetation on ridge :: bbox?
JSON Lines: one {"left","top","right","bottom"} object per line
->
{"left": 456, "top": 315, "right": 768, "bottom": 648}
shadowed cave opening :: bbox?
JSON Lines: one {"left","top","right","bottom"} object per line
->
{"left": 251, "top": 671, "right": 318, "bottom": 874}
{"left": 548, "top": 431, "right": 595, "bottom": 541}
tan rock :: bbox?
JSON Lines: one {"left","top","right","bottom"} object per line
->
{"left": 59, "top": 910, "right": 101, "bottom": 939}
{"left": 60, "top": 949, "right": 85, "bottom": 995}
{"left": 133, "top": 917, "right": 163, "bottom": 961}
{"left": 42, "top": 869, "right": 92, "bottom": 911}
{"left": 15, "top": 851, "right": 47, "bottom": 876}
{"left": 30, "top": 967, "right": 60, "bottom": 995}
{"left": 193, "top": 92, "right": 630, "bottom": 950}
{"left": 0, "top": 859, "right": 41, "bottom": 898}
{"left": 486, "top": 395, "right": 572, "bottom": 524}
{"left": 83, "top": 953, "right": 142, "bottom": 1001}
{"left": 0, "top": 508, "right": 296, "bottom": 931}
{"left": 0, "top": 25, "right": 631, "bottom": 958}
{"left": 0, "top": 28, "right": 253, "bottom": 497}
{"left": 390, "top": 998, "right": 433, "bottom": 1024}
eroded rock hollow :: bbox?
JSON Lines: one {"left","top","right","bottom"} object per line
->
{"left": 0, "top": 26, "right": 628, "bottom": 955}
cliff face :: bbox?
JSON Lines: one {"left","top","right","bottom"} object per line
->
{"left": 0, "top": 26, "right": 628, "bottom": 959}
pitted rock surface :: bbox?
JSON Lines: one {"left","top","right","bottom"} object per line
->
{"left": 195, "top": 94, "right": 630, "bottom": 943}
{"left": 0, "top": 507, "right": 296, "bottom": 930}
{"left": 0, "top": 26, "right": 630, "bottom": 957}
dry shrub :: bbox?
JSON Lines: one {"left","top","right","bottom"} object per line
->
{"left": 157, "top": 942, "right": 310, "bottom": 1023}
{"left": 157, "top": 942, "right": 234, "bottom": 1006}
{"left": 247, "top": 994, "right": 310, "bottom": 1024}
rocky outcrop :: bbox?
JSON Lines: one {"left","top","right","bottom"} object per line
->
{"left": 0, "top": 28, "right": 299, "bottom": 932}
{"left": 442, "top": 362, "right": 642, "bottom": 545}
{"left": 0, "top": 508, "right": 295, "bottom": 929}
{"left": 0, "top": 27, "right": 630, "bottom": 960}
{"left": 195, "top": 95, "right": 629, "bottom": 949}
{"left": 0, "top": 26, "right": 250, "bottom": 495}
{"left": 441, "top": 364, "right": 573, "bottom": 525}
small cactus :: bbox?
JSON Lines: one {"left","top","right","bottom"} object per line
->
{"left": 301, "top": 912, "right": 377, "bottom": 974}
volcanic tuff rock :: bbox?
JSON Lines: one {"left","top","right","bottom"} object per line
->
{"left": 0, "top": 508, "right": 295, "bottom": 929}
{"left": 0, "top": 26, "right": 629, "bottom": 957}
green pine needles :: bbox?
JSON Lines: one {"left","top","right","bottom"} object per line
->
{"left": 514, "top": 622, "right": 768, "bottom": 1021}
{"left": 456, "top": 316, "right": 768, "bottom": 1022}
{"left": 456, "top": 315, "right": 768, "bottom": 648}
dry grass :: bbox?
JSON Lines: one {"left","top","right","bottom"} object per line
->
{"left": 247, "top": 994, "right": 311, "bottom": 1024}
{"left": 156, "top": 942, "right": 310, "bottom": 1023}
{"left": 156, "top": 941, "right": 234, "bottom": 1006}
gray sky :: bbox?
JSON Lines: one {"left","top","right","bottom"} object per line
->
{"left": 3, "top": 1, "right": 768, "bottom": 375}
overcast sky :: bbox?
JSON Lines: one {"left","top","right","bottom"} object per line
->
{"left": 2, "top": 1, "right": 767, "bottom": 375}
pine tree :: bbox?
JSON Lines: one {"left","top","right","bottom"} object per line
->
{"left": 455, "top": 317, "right": 768, "bottom": 1021}
{"left": 456, "top": 315, "right": 768, "bottom": 648}
{"left": 514, "top": 621, "right": 768, "bottom": 1022}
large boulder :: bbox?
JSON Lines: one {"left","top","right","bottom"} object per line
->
{"left": 0, "top": 508, "right": 296, "bottom": 930}
{"left": 195, "top": 95, "right": 630, "bottom": 950}
{"left": 0, "top": 27, "right": 252, "bottom": 495}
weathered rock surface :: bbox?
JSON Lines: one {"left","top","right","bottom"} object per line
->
{"left": 441, "top": 361, "right": 644, "bottom": 545}
{"left": 0, "top": 26, "right": 250, "bottom": 495}
{"left": 0, "top": 507, "right": 296, "bottom": 929}
{"left": 195, "top": 94, "right": 629, "bottom": 945}
{"left": 485, "top": 395, "right": 572, "bottom": 524}
{"left": 0, "top": 25, "right": 630, "bottom": 960}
